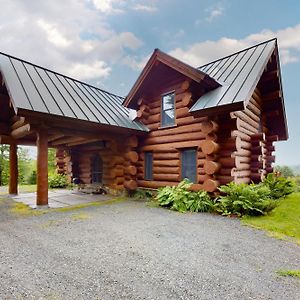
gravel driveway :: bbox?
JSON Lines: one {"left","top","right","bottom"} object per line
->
{"left": 0, "top": 198, "right": 299, "bottom": 300}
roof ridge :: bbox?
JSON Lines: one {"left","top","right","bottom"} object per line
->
{"left": 0, "top": 50, "right": 124, "bottom": 100}
{"left": 197, "top": 37, "right": 277, "bottom": 69}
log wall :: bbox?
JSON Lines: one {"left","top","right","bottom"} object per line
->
{"left": 135, "top": 79, "right": 221, "bottom": 192}
{"left": 216, "top": 87, "right": 276, "bottom": 185}
{"left": 55, "top": 135, "right": 139, "bottom": 191}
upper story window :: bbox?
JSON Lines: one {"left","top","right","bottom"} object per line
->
{"left": 161, "top": 92, "right": 175, "bottom": 127}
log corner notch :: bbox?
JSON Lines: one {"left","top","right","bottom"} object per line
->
{"left": 36, "top": 128, "right": 48, "bottom": 206}
{"left": 123, "top": 135, "right": 138, "bottom": 191}
{"left": 200, "top": 119, "right": 220, "bottom": 192}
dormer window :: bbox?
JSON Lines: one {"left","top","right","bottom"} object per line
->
{"left": 161, "top": 92, "right": 175, "bottom": 127}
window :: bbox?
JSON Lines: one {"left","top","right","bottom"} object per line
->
{"left": 144, "top": 152, "right": 153, "bottom": 180}
{"left": 181, "top": 149, "right": 197, "bottom": 183}
{"left": 161, "top": 92, "right": 175, "bottom": 127}
{"left": 91, "top": 154, "right": 103, "bottom": 183}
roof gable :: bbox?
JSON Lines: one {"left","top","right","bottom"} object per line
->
{"left": 190, "top": 39, "right": 276, "bottom": 113}
{"left": 123, "top": 49, "right": 220, "bottom": 109}
{"left": 189, "top": 38, "right": 288, "bottom": 140}
{"left": 0, "top": 52, "right": 148, "bottom": 132}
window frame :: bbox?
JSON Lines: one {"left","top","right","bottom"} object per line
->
{"left": 161, "top": 91, "right": 176, "bottom": 127}
{"left": 180, "top": 148, "right": 197, "bottom": 184}
{"left": 144, "top": 152, "right": 153, "bottom": 181}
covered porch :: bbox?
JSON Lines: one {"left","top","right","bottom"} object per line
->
{"left": 0, "top": 52, "right": 147, "bottom": 207}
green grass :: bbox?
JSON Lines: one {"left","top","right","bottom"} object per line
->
{"left": 0, "top": 184, "right": 37, "bottom": 195}
{"left": 276, "top": 269, "right": 300, "bottom": 278}
{"left": 242, "top": 193, "right": 300, "bottom": 245}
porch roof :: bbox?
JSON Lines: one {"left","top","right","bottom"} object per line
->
{"left": 0, "top": 52, "right": 148, "bottom": 132}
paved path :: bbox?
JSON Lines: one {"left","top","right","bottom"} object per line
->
{"left": 0, "top": 199, "right": 299, "bottom": 299}
{"left": 2, "top": 189, "right": 112, "bottom": 208}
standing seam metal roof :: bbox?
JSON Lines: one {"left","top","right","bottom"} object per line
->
{"left": 190, "top": 39, "right": 277, "bottom": 112}
{"left": 0, "top": 52, "right": 148, "bottom": 132}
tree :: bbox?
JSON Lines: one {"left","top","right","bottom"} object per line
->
{"left": 48, "top": 148, "right": 57, "bottom": 174}
{"left": 0, "top": 145, "right": 9, "bottom": 186}
{"left": 274, "top": 165, "right": 294, "bottom": 178}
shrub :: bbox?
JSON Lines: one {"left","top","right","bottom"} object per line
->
{"left": 27, "top": 170, "right": 37, "bottom": 185}
{"left": 48, "top": 173, "right": 68, "bottom": 188}
{"left": 215, "top": 182, "right": 276, "bottom": 217}
{"left": 262, "top": 173, "right": 295, "bottom": 199}
{"left": 131, "top": 189, "right": 155, "bottom": 200}
{"left": 156, "top": 179, "right": 214, "bottom": 213}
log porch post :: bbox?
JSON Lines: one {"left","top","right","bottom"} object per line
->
{"left": 9, "top": 143, "right": 18, "bottom": 195}
{"left": 36, "top": 129, "right": 48, "bottom": 206}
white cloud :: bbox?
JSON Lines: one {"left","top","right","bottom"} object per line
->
{"left": 0, "top": 0, "right": 143, "bottom": 83}
{"left": 205, "top": 3, "right": 224, "bottom": 22}
{"left": 122, "top": 55, "right": 149, "bottom": 70}
{"left": 37, "top": 19, "right": 71, "bottom": 48}
{"left": 169, "top": 24, "right": 300, "bottom": 67}
{"left": 91, "top": 0, "right": 124, "bottom": 14}
{"left": 133, "top": 4, "right": 157, "bottom": 12}
{"left": 68, "top": 60, "right": 111, "bottom": 79}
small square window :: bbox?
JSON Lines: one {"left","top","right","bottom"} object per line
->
{"left": 181, "top": 149, "right": 197, "bottom": 183}
{"left": 161, "top": 92, "right": 175, "bottom": 127}
{"left": 144, "top": 152, "right": 153, "bottom": 180}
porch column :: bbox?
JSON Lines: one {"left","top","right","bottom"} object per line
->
{"left": 36, "top": 129, "right": 48, "bottom": 206}
{"left": 9, "top": 143, "right": 18, "bottom": 195}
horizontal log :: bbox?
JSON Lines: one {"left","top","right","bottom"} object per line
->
{"left": 110, "top": 168, "right": 124, "bottom": 178}
{"left": 235, "top": 177, "right": 251, "bottom": 184}
{"left": 203, "top": 179, "right": 219, "bottom": 192}
{"left": 204, "top": 161, "right": 220, "bottom": 175}
{"left": 152, "top": 166, "right": 180, "bottom": 174}
{"left": 219, "top": 168, "right": 233, "bottom": 176}
{"left": 140, "top": 140, "right": 203, "bottom": 152}
{"left": 219, "top": 157, "right": 235, "bottom": 168}
{"left": 125, "top": 165, "right": 137, "bottom": 176}
{"left": 217, "top": 176, "right": 234, "bottom": 185}
{"left": 126, "top": 136, "right": 138, "bottom": 148}
{"left": 153, "top": 173, "right": 179, "bottom": 182}
{"left": 11, "top": 124, "right": 31, "bottom": 139}
{"left": 153, "top": 160, "right": 180, "bottom": 167}
{"left": 148, "top": 123, "right": 204, "bottom": 138}
{"left": 200, "top": 120, "right": 218, "bottom": 134}
{"left": 138, "top": 180, "right": 178, "bottom": 189}
{"left": 231, "top": 130, "right": 251, "bottom": 142}
{"left": 125, "top": 151, "right": 138, "bottom": 163}
{"left": 51, "top": 136, "right": 85, "bottom": 146}
{"left": 143, "top": 131, "right": 206, "bottom": 145}
{"left": 266, "top": 135, "right": 278, "bottom": 142}
{"left": 201, "top": 140, "right": 219, "bottom": 155}
{"left": 11, "top": 117, "right": 25, "bottom": 130}
{"left": 124, "top": 179, "right": 137, "bottom": 190}
{"left": 181, "top": 92, "right": 192, "bottom": 106}
{"left": 265, "top": 155, "right": 275, "bottom": 163}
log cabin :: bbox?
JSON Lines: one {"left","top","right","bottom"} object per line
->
{"left": 0, "top": 38, "right": 288, "bottom": 205}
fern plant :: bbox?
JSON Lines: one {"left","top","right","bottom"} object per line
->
{"left": 215, "top": 182, "right": 276, "bottom": 216}
{"left": 262, "top": 173, "right": 295, "bottom": 199}
{"left": 156, "top": 179, "right": 214, "bottom": 213}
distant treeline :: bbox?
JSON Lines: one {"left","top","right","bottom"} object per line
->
{"left": 0, "top": 146, "right": 56, "bottom": 186}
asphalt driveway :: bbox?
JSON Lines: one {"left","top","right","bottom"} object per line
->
{"left": 0, "top": 197, "right": 299, "bottom": 299}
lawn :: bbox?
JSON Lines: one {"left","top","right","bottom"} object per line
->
{"left": 242, "top": 192, "right": 300, "bottom": 245}
{"left": 0, "top": 184, "right": 37, "bottom": 195}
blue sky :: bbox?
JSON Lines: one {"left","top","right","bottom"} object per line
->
{"left": 0, "top": 0, "right": 299, "bottom": 165}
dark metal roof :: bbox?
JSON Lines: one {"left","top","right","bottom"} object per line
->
{"left": 190, "top": 38, "right": 277, "bottom": 113}
{"left": 0, "top": 52, "right": 148, "bottom": 132}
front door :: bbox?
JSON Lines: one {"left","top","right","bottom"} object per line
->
{"left": 91, "top": 154, "right": 103, "bottom": 183}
